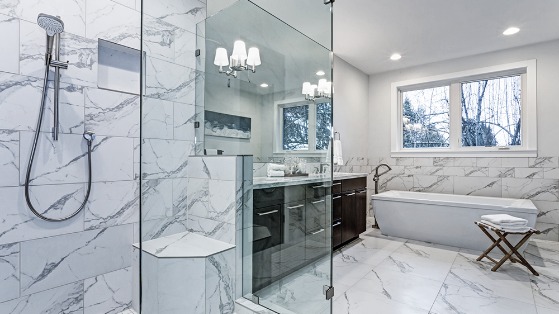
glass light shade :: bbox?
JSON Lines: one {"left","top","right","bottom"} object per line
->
{"left": 324, "top": 82, "right": 332, "bottom": 95}
{"left": 311, "top": 84, "right": 317, "bottom": 95}
{"left": 232, "top": 40, "right": 247, "bottom": 61}
{"left": 302, "top": 82, "right": 311, "bottom": 95}
{"left": 318, "top": 79, "right": 327, "bottom": 93}
{"left": 247, "top": 47, "right": 261, "bottom": 66}
{"left": 214, "top": 47, "right": 229, "bottom": 66}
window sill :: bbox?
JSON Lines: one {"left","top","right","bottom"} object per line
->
{"left": 273, "top": 151, "right": 329, "bottom": 158}
{"left": 391, "top": 149, "right": 537, "bottom": 158}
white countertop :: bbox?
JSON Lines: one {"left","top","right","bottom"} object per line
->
{"left": 253, "top": 172, "right": 368, "bottom": 189}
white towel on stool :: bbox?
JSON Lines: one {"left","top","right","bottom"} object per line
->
{"left": 267, "top": 170, "right": 284, "bottom": 177}
{"left": 481, "top": 220, "right": 531, "bottom": 233}
{"left": 333, "top": 139, "right": 343, "bottom": 166}
{"left": 481, "top": 214, "right": 527, "bottom": 226}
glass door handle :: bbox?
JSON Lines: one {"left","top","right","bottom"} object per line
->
{"left": 287, "top": 204, "right": 304, "bottom": 209}
{"left": 257, "top": 210, "right": 279, "bottom": 216}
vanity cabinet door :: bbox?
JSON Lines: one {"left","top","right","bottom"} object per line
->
{"left": 341, "top": 192, "right": 356, "bottom": 243}
{"left": 280, "top": 201, "right": 306, "bottom": 276}
{"left": 355, "top": 189, "right": 368, "bottom": 234}
{"left": 305, "top": 197, "right": 327, "bottom": 262}
{"left": 253, "top": 204, "right": 282, "bottom": 291}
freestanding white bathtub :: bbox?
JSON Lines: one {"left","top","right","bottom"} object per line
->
{"left": 371, "top": 191, "right": 538, "bottom": 252}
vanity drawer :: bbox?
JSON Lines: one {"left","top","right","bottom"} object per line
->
{"left": 254, "top": 187, "right": 284, "bottom": 208}
{"left": 306, "top": 182, "right": 331, "bottom": 200}
{"left": 284, "top": 185, "right": 306, "bottom": 203}
{"left": 332, "top": 180, "right": 342, "bottom": 194}
{"left": 341, "top": 177, "right": 367, "bottom": 192}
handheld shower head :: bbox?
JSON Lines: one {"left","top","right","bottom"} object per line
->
{"left": 37, "top": 14, "right": 64, "bottom": 56}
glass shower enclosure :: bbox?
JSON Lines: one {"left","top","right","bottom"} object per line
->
{"left": 140, "top": 0, "right": 333, "bottom": 313}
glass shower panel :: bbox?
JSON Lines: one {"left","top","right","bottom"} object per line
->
{"left": 199, "top": 1, "right": 333, "bottom": 313}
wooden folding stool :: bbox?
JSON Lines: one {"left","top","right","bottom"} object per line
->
{"left": 474, "top": 221, "right": 540, "bottom": 276}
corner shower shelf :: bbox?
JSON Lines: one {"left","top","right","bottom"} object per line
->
{"left": 135, "top": 232, "right": 236, "bottom": 313}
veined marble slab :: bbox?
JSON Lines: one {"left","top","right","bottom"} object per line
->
{"left": 137, "top": 231, "right": 234, "bottom": 258}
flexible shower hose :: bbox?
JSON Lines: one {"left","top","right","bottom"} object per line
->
{"left": 24, "top": 56, "right": 95, "bottom": 222}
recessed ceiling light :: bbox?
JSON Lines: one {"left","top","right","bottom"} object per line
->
{"left": 390, "top": 53, "right": 402, "bottom": 61}
{"left": 503, "top": 27, "right": 520, "bottom": 36}
{"left": 260, "top": 83, "right": 269, "bottom": 88}
{"left": 316, "top": 70, "right": 325, "bottom": 76}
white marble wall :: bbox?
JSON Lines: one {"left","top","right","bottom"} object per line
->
{"left": 0, "top": 0, "right": 148, "bottom": 312}
{"left": 336, "top": 156, "right": 559, "bottom": 242}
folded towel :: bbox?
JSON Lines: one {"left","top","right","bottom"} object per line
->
{"left": 267, "top": 163, "right": 286, "bottom": 171}
{"left": 481, "top": 220, "right": 531, "bottom": 233}
{"left": 267, "top": 170, "right": 285, "bottom": 177}
{"left": 333, "top": 139, "right": 343, "bottom": 166}
{"left": 481, "top": 214, "right": 527, "bottom": 226}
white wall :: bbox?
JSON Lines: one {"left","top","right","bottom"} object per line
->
{"left": 333, "top": 55, "right": 369, "bottom": 159}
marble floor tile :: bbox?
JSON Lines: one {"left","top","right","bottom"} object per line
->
{"left": 531, "top": 267, "right": 559, "bottom": 310}
{"left": 352, "top": 268, "right": 443, "bottom": 311}
{"left": 430, "top": 283, "right": 538, "bottom": 314}
{"left": 334, "top": 287, "right": 428, "bottom": 314}
{"left": 538, "top": 306, "right": 559, "bottom": 314}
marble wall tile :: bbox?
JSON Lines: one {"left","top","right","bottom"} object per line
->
{"left": 59, "top": 32, "right": 98, "bottom": 88}
{"left": 413, "top": 158, "right": 433, "bottom": 166}
{"left": 145, "top": 56, "right": 196, "bottom": 104}
{"left": 142, "top": 16, "right": 176, "bottom": 63}
{"left": 20, "top": 224, "right": 132, "bottom": 295}
{"left": 91, "top": 136, "right": 135, "bottom": 182}
{"left": 0, "top": 242, "right": 19, "bottom": 303}
{"left": 432, "top": 157, "right": 454, "bottom": 167}
{"left": 85, "top": 181, "right": 139, "bottom": 230}
{"left": 173, "top": 102, "right": 197, "bottom": 141}
{"left": 502, "top": 157, "right": 529, "bottom": 168}
{"left": 476, "top": 157, "right": 501, "bottom": 168}
{"left": 141, "top": 216, "right": 189, "bottom": 241}
{"left": 0, "top": 186, "right": 84, "bottom": 245}
{"left": 175, "top": 28, "right": 197, "bottom": 69}
{"left": 515, "top": 167, "right": 544, "bottom": 179}
{"left": 84, "top": 267, "right": 132, "bottom": 314}
{"left": 488, "top": 167, "right": 515, "bottom": 178}
{"left": 544, "top": 168, "right": 559, "bottom": 180}
{"left": 158, "top": 258, "right": 206, "bottom": 314}
{"left": 530, "top": 157, "right": 559, "bottom": 168}
{"left": 143, "top": 0, "right": 206, "bottom": 32}
{"left": 42, "top": 83, "right": 86, "bottom": 135}
{"left": 502, "top": 178, "right": 559, "bottom": 202}
{"left": 404, "top": 166, "right": 444, "bottom": 176}
{"left": 0, "top": 14, "right": 19, "bottom": 74}
{"left": 534, "top": 222, "right": 559, "bottom": 242}
{"left": 0, "top": 281, "right": 84, "bottom": 314}
{"left": 86, "top": 0, "right": 141, "bottom": 49}
{"left": 442, "top": 167, "right": 465, "bottom": 176}
{"left": 534, "top": 201, "right": 559, "bottom": 225}
{"left": 85, "top": 88, "right": 140, "bottom": 137}
{"left": 0, "top": 73, "right": 42, "bottom": 132}
{"left": 140, "top": 252, "right": 159, "bottom": 314}
{"left": 187, "top": 215, "right": 235, "bottom": 245}
{"left": 0, "top": 130, "right": 19, "bottom": 187}
{"left": 142, "top": 97, "right": 174, "bottom": 140}
{"left": 394, "top": 157, "right": 414, "bottom": 166}
{"left": 133, "top": 138, "right": 140, "bottom": 180}
{"left": 206, "top": 248, "right": 235, "bottom": 314}
{"left": 463, "top": 167, "right": 489, "bottom": 177}
{"left": 142, "top": 179, "right": 173, "bottom": 221}
{"left": 413, "top": 175, "right": 453, "bottom": 194}
{"left": 2, "top": 0, "right": 86, "bottom": 36}
{"left": 19, "top": 20, "right": 48, "bottom": 78}
{"left": 453, "top": 177, "right": 502, "bottom": 197}
{"left": 187, "top": 156, "right": 240, "bottom": 180}
{"left": 141, "top": 138, "right": 193, "bottom": 179}
{"left": 112, "top": 0, "right": 137, "bottom": 10}
{"left": 453, "top": 158, "right": 476, "bottom": 167}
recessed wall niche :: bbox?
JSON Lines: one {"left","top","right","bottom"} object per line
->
{"left": 97, "top": 39, "right": 142, "bottom": 95}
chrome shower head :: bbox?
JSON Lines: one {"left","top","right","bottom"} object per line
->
{"left": 37, "top": 14, "right": 64, "bottom": 36}
{"left": 37, "top": 14, "right": 64, "bottom": 56}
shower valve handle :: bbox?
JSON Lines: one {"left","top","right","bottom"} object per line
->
{"left": 83, "top": 131, "right": 96, "bottom": 143}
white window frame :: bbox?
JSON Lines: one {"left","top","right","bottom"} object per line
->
{"left": 391, "top": 60, "right": 537, "bottom": 157}
{"left": 273, "top": 98, "right": 331, "bottom": 156}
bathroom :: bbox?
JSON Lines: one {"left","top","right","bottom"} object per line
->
{"left": 0, "top": 0, "right": 558, "bottom": 313}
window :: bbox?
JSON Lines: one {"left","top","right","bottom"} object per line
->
{"left": 391, "top": 60, "right": 537, "bottom": 157}
{"left": 277, "top": 100, "right": 332, "bottom": 153}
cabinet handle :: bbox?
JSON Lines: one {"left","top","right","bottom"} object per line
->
{"left": 287, "top": 204, "right": 304, "bottom": 209}
{"left": 312, "top": 199, "right": 325, "bottom": 204}
{"left": 312, "top": 185, "right": 327, "bottom": 189}
{"left": 332, "top": 196, "right": 341, "bottom": 200}
{"left": 332, "top": 222, "right": 341, "bottom": 227}
{"left": 332, "top": 183, "right": 341, "bottom": 186}
{"left": 257, "top": 210, "right": 278, "bottom": 216}
{"left": 357, "top": 190, "right": 367, "bottom": 194}
{"left": 346, "top": 193, "right": 355, "bottom": 196}
{"left": 311, "top": 228, "right": 325, "bottom": 235}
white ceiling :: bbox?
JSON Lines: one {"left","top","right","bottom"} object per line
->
{"left": 334, "top": 0, "right": 559, "bottom": 75}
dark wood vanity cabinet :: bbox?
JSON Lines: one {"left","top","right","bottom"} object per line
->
{"left": 334, "top": 177, "right": 367, "bottom": 249}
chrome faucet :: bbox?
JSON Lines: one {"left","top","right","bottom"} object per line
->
{"left": 372, "top": 163, "right": 392, "bottom": 194}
